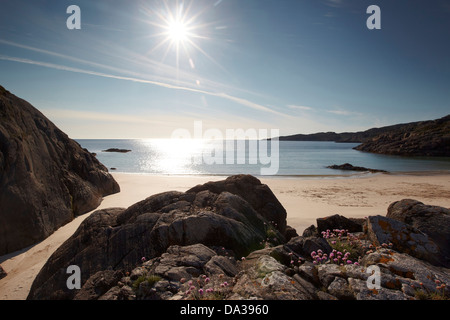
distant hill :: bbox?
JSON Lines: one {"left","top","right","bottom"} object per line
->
{"left": 275, "top": 115, "right": 450, "bottom": 157}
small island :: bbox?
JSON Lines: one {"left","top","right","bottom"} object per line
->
{"left": 102, "top": 148, "right": 132, "bottom": 153}
{"left": 327, "top": 163, "right": 388, "bottom": 173}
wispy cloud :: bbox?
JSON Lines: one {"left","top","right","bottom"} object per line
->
{"left": 42, "top": 108, "right": 156, "bottom": 125}
{"left": 0, "top": 54, "right": 292, "bottom": 118}
{"left": 325, "top": 0, "right": 344, "bottom": 8}
{"left": 287, "top": 104, "right": 313, "bottom": 111}
{"left": 0, "top": 40, "right": 292, "bottom": 118}
{"left": 327, "top": 108, "right": 363, "bottom": 116}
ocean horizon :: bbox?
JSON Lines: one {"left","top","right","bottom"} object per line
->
{"left": 76, "top": 139, "right": 450, "bottom": 177}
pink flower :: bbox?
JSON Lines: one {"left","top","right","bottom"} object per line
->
{"left": 346, "top": 260, "right": 352, "bottom": 264}
{"left": 198, "top": 288, "right": 204, "bottom": 295}
{"left": 205, "top": 277, "right": 210, "bottom": 283}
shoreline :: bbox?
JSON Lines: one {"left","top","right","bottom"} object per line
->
{"left": 1, "top": 171, "right": 449, "bottom": 300}
{"left": 106, "top": 169, "right": 450, "bottom": 178}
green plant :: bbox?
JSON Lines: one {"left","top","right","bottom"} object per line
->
{"left": 132, "top": 274, "right": 161, "bottom": 291}
{"left": 412, "top": 278, "right": 449, "bottom": 300}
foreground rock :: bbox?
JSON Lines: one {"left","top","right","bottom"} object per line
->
{"left": 366, "top": 215, "right": 443, "bottom": 267}
{"left": 387, "top": 199, "right": 450, "bottom": 267}
{"left": 0, "top": 86, "right": 120, "bottom": 256}
{"left": 27, "top": 175, "right": 288, "bottom": 300}
{"left": 27, "top": 182, "right": 450, "bottom": 300}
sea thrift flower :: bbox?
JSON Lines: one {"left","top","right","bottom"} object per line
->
{"left": 141, "top": 257, "right": 146, "bottom": 262}
{"left": 198, "top": 289, "right": 204, "bottom": 295}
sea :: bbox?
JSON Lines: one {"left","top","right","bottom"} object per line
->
{"left": 76, "top": 139, "right": 450, "bottom": 178}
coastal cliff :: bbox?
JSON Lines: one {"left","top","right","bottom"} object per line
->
{"left": 354, "top": 115, "right": 450, "bottom": 156}
{"left": 277, "top": 115, "right": 450, "bottom": 157}
{"left": 0, "top": 85, "right": 120, "bottom": 256}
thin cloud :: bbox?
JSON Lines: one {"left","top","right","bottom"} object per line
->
{"left": 326, "top": 0, "right": 344, "bottom": 8}
{"left": 327, "top": 108, "right": 363, "bottom": 116}
{"left": 287, "top": 105, "right": 313, "bottom": 111}
{"left": 42, "top": 108, "right": 156, "bottom": 124}
{"left": 0, "top": 54, "right": 292, "bottom": 118}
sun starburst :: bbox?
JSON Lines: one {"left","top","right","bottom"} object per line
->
{"left": 141, "top": 0, "right": 222, "bottom": 75}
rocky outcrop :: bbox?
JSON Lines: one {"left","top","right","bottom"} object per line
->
{"left": 102, "top": 148, "right": 131, "bottom": 153}
{"left": 277, "top": 114, "right": 450, "bottom": 157}
{"left": 0, "top": 86, "right": 120, "bottom": 256}
{"left": 317, "top": 214, "right": 364, "bottom": 234}
{"left": 27, "top": 175, "right": 288, "bottom": 300}
{"left": 386, "top": 199, "right": 450, "bottom": 267}
{"left": 27, "top": 177, "right": 450, "bottom": 300}
{"left": 366, "top": 215, "right": 443, "bottom": 267}
{"left": 326, "top": 163, "right": 388, "bottom": 173}
{"left": 354, "top": 115, "right": 450, "bottom": 156}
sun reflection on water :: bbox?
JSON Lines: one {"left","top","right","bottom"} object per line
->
{"left": 139, "top": 138, "right": 206, "bottom": 174}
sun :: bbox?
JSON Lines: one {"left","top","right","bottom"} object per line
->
{"left": 166, "top": 19, "right": 189, "bottom": 44}
{"left": 142, "top": 0, "right": 223, "bottom": 73}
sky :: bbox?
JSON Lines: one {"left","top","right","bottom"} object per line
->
{"left": 0, "top": 0, "right": 449, "bottom": 139}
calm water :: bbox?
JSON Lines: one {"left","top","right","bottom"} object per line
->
{"left": 76, "top": 139, "right": 450, "bottom": 177}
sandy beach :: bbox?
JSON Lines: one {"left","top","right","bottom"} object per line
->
{"left": 1, "top": 172, "right": 450, "bottom": 300}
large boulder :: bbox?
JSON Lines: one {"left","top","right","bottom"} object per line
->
{"left": 366, "top": 215, "right": 445, "bottom": 267}
{"left": 386, "top": 199, "right": 450, "bottom": 267}
{"left": 187, "top": 174, "right": 287, "bottom": 235}
{"left": 27, "top": 175, "right": 287, "bottom": 300}
{"left": 316, "top": 214, "right": 364, "bottom": 234}
{"left": 0, "top": 86, "right": 119, "bottom": 256}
